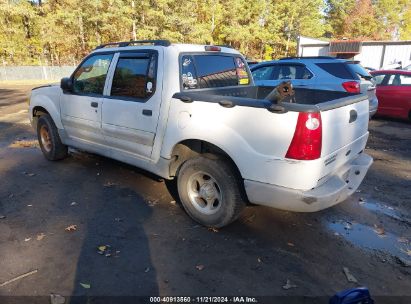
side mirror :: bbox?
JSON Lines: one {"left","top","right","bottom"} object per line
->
{"left": 60, "top": 77, "right": 73, "bottom": 92}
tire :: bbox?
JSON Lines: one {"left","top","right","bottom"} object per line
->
{"left": 37, "top": 114, "right": 68, "bottom": 161}
{"left": 177, "top": 154, "right": 246, "bottom": 228}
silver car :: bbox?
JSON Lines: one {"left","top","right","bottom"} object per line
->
{"left": 251, "top": 57, "right": 378, "bottom": 117}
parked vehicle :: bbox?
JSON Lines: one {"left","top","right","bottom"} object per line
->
{"left": 250, "top": 57, "right": 378, "bottom": 117}
{"left": 29, "top": 41, "right": 373, "bottom": 227}
{"left": 370, "top": 70, "right": 411, "bottom": 120}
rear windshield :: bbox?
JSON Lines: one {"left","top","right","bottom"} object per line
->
{"left": 315, "top": 62, "right": 357, "bottom": 79}
{"left": 180, "top": 54, "right": 250, "bottom": 90}
{"left": 346, "top": 62, "right": 373, "bottom": 80}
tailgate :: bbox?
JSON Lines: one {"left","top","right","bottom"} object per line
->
{"left": 314, "top": 95, "right": 370, "bottom": 185}
{"left": 321, "top": 96, "right": 369, "bottom": 157}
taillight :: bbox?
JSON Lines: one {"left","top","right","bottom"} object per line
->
{"left": 204, "top": 45, "right": 221, "bottom": 52}
{"left": 285, "top": 112, "right": 322, "bottom": 160}
{"left": 342, "top": 81, "right": 360, "bottom": 93}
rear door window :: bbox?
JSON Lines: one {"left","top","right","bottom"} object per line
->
{"left": 277, "top": 64, "right": 313, "bottom": 80}
{"left": 252, "top": 65, "right": 278, "bottom": 81}
{"left": 315, "top": 62, "right": 356, "bottom": 80}
{"left": 181, "top": 54, "right": 250, "bottom": 89}
{"left": 110, "top": 52, "right": 157, "bottom": 100}
{"left": 386, "top": 74, "right": 411, "bottom": 86}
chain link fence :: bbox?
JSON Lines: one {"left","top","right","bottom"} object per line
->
{"left": 0, "top": 66, "right": 76, "bottom": 81}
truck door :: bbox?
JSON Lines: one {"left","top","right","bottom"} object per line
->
{"left": 60, "top": 53, "right": 113, "bottom": 144}
{"left": 101, "top": 50, "right": 162, "bottom": 159}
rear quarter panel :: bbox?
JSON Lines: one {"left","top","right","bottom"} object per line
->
{"left": 160, "top": 99, "right": 337, "bottom": 190}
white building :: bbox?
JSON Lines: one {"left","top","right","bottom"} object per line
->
{"left": 297, "top": 36, "right": 411, "bottom": 69}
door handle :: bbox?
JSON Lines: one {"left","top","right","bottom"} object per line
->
{"left": 91, "top": 101, "right": 98, "bottom": 108}
{"left": 142, "top": 109, "right": 152, "bottom": 116}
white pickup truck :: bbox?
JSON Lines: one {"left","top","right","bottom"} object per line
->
{"left": 29, "top": 40, "right": 373, "bottom": 227}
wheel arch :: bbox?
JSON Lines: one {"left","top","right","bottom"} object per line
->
{"left": 30, "top": 95, "right": 63, "bottom": 129}
{"left": 169, "top": 139, "right": 244, "bottom": 181}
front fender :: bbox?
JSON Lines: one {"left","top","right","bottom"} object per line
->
{"left": 29, "top": 87, "right": 63, "bottom": 130}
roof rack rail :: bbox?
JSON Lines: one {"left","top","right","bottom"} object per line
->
{"left": 95, "top": 39, "right": 171, "bottom": 50}
{"left": 279, "top": 56, "right": 336, "bottom": 60}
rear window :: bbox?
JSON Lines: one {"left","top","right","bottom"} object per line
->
{"left": 346, "top": 63, "right": 372, "bottom": 80}
{"left": 181, "top": 55, "right": 250, "bottom": 90}
{"left": 315, "top": 63, "right": 356, "bottom": 80}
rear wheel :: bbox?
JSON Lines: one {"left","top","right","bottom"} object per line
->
{"left": 177, "top": 154, "right": 246, "bottom": 228}
{"left": 37, "top": 114, "right": 68, "bottom": 161}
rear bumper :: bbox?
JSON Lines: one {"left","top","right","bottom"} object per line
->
{"left": 244, "top": 153, "right": 373, "bottom": 212}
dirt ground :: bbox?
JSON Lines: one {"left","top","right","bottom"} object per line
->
{"left": 0, "top": 85, "right": 410, "bottom": 304}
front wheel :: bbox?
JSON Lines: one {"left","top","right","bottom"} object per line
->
{"left": 177, "top": 155, "right": 246, "bottom": 228}
{"left": 37, "top": 114, "right": 68, "bottom": 161}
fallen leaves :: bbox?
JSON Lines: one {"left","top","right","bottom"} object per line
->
{"left": 70, "top": 201, "right": 77, "bottom": 206}
{"left": 208, "top": 227, "right": 219, "bottom": 233}
{"left": 147, "top": 199, "right": 159, "bottom": 207}
{"left": 50, "top": 294, "right": 65, "bottom": 304}
{"left": 342, "top": 267, "right": 358, "bottom": 283}
{"left": 37, "top": 233, "right": 46, "bottom": 241}
{"left": 373, "top": 225, "right": 385, "bottom": 237}
{"left": 243, "top": 213, "right": 256, "bottom": 223}
{"left": 103, "top": 181, "right": 117, "bottom": 188}
{"left": 23, "top": 172, "right": 36, "bottom": 177}
{"left": 282, "top": 279, "right": 297, "bottom": 290}
{"left": 287, "top": 242, "right": 295, "bottom": 247}
{"left": 65, "top": 225, "right": 77, "bottom": 232}
{"left": 9, "top": 139, "right": 38, "bottom": 148}
{"left": 195, "top": 265, "right": 205, "bottom": 271}
{"left": 97, "top": 245, "right": 120, "bottom": 257}
{"left": 80, "top": 283, "right": 91, "bottom": 289}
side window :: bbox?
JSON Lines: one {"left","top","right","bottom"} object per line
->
{"left": 372, "top": 74, "right": 386, "bottom": 86}
{"left": 278, "top": 65, "right": 295, "bottom": 79}
{"left": 110, "top": 53, "right": 156, "bottom": 99}
{"left": 277, "top": 65, "right": 312, "bottom": 80}
{"left": 181, "top": 55, "right": 198, "bottom": 90}
{"left": 73, "top": 54, "right": 113, "bottom": 95}
{"left": 400, "top": 74, "right": 411, "bottom": 85}
{"left": 316, "top": 63, "right": 356, "bottom": 79}
{"left": 386, "top": 74, "right": 411, "bottom": 86}
{"left": 252, "top": 65, "right": 277, "bottom": 81}
{"left": 181, "top": 55, "right": 251, "bottom": 89}
{"left": 295, "top": 65, "right": 313, "bottom": 79}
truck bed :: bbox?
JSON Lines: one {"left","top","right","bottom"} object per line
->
{"left": 172, "top": 86, "right": 367, "bottom": 113}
